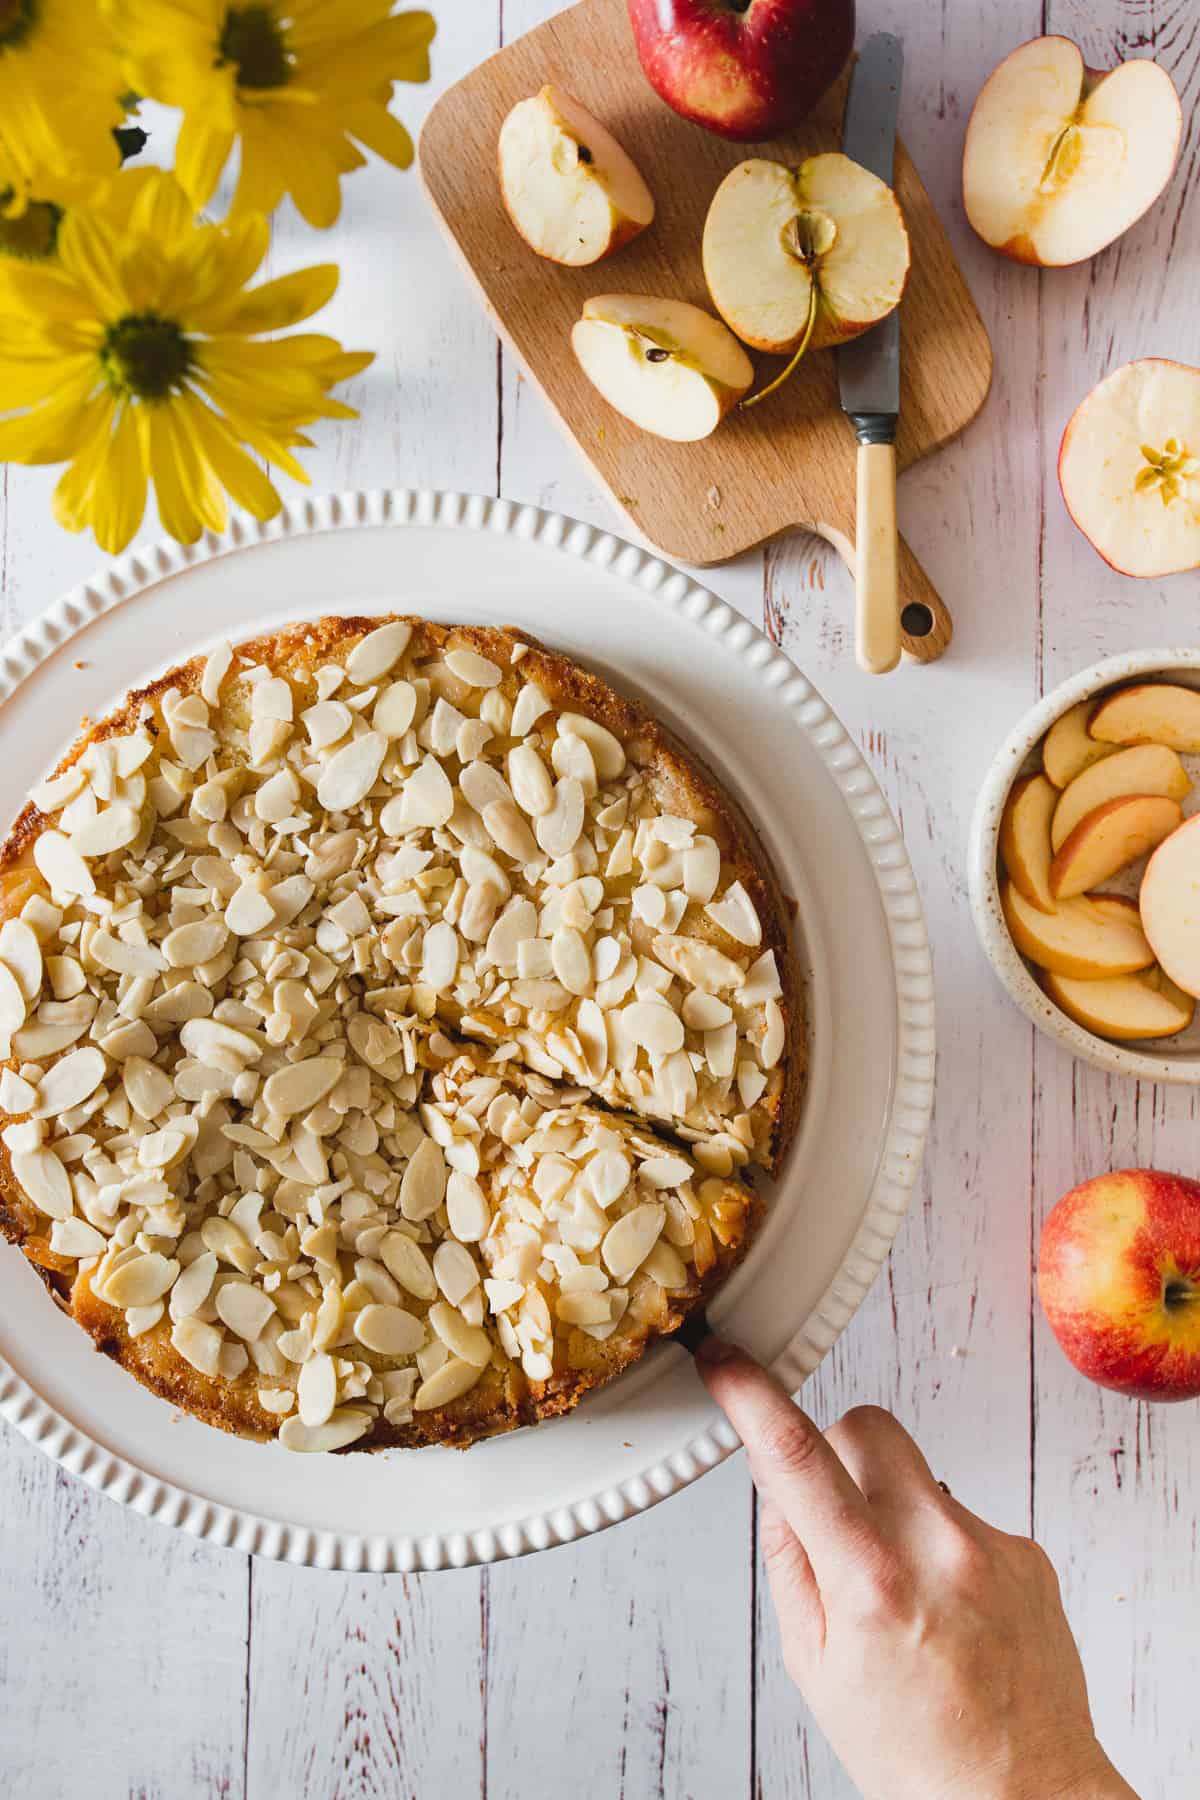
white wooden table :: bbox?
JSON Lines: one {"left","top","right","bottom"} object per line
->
{"left": 2, "top": 4, "right": 1197, "bottom": 1795}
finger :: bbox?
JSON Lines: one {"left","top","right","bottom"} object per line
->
{"left": 759, "top": 1500, "right": 825, "bottom": 1664}
{"left": 824, "top": 1405, "right": 947, "bottom": 1512}
{"left": 698, "top": 1342, "right": 882, "bottom": 1584}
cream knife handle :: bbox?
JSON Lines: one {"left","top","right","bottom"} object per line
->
{"left": 855, "top": 441, "right": 901, "bottom": 675}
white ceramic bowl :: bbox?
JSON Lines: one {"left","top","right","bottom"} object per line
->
{"left": 969, "top": 648, "right": 1200, "bottom": 1084}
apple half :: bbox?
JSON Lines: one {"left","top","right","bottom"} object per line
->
{"left": 1041, "top": 699, "right": 1114, "bottom": 788}
{"left": 1141, "top": 814, "right": 1200, "bottom": 998}
{"left": 1000, "top": 773, "right": 1058, "bottom": 913}
{"left": 963, "top": 37, "right": 1181, "bottom": 266}
{"left": 1059, "top": 361, "right": 1200, "bottom": 578}
{"left": 1002, "top": 882, "right": 1154, "bottom": 979}
{"left": 572, "top": 295, "right": 754, "bottom": 441}
{"left": 702, "top": 153, "right": 909, "bottom": 400}
{"left": 1041, "top": 967, "right": 1194, "bottom": 1042}
{"left": 1089, "top": 679, "right": 1200, "bottom": 750}
{"left": 1051, "top": 743, "right": 1190, "bottom": 851}
{"left": 498, "top": 86, "right": 654, "bottom": 267}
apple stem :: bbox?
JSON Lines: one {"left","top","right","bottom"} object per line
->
{"left": 740, "top": 286, "right": 818, "bottom": 411}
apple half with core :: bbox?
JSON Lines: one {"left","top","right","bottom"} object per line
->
{"left": 963, "top": 37, "right": 1181, "bottom": 266}
{"left": 1059, "top": 361, "right": 1200, "bottom": 578}
{"left": 1140, "top": 813, "right": 1200, "bottom": 999}
{"left": 702, "top": 154, "right": 909, "bottom": 403}
{"left": 498, "top": 86, "right": 655, "bottom": 267}
{"left": 1039, "top": 1170, "right": 1200, "bottom": 1401}
{"left": 626, "top": 0, "right": 855, "bottom": 144}
{"left": 572, "top": 295, "right": 753, "bottom": 441}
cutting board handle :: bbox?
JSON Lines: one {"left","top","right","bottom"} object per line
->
{"left": 820, "top": 523, "right": 953, "bottom": 664}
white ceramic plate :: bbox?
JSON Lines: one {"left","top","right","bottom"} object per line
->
{"left": 969, "top": 648, "right": 1200, "bottom": 1084}
{"left": 0, "top": 490, "right": 933, "bottom": 1570}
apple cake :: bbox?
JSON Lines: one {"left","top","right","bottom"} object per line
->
{"left": 0, "top": 616, "right": 803, "bottom": 1451}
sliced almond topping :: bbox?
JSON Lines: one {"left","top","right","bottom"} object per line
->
{"left": 201, "top": 641, "right": 233, "bottom": 706}
{"left": 262, "top": 1056, "right": 342, "bottom": 1118}
{"left": 68, "top": 804, "right": 140, "bottom": 857}
{"left": 428, "top": 1300, "right": 492, "bottom": 1366}
{"left": 163, "top": 918, "right": 229, "bottom": 968}
{"left": 681, "top": 991, "right": 731, "bottom": 1031}
{"left": 559, "top": 712, "right": 625, "bottom": 779}
{"left": 705, "top": 880, "right": 762, "bottom": 947}
{"left": 13, "top": 1147, "right": 73, "bottom": 1219}
{"left": 317, "top": 731, "right": 387, "bottom": 813}
{"left": 279, "top": 1407, "right": 371, "bottom": 1452}
{"left": 33, "top": 831, "right": 94, "bottom": 899}
{"left": 413, "top": 1355, "right": 483, "bottom": 1411}
{"left": 446, "top": 1170, "right": 490, "bottom": 1242}
{"left": 484, "top": 800, "right": 538, "bottom": 865}
{"left": 104, "top": 1251, "right": 177, "bottom": 1309}
{"left": 602, "top": 1201, "right": 666, "bottom": 1283}
{"left": 171, "top": 1316, "right": 224, "bottom": 1377}
{"left": 535, "top": 777, "right": 584, "bottom": 859}
{"left": 297, "top": 1352, "right": 338, "bottom": 1426}
{"left": 380, "top": 1229, "right": 437, "bottom": 1300}
{"left": 0, "top": 918, "right": 42, "bottom": 1002}
{"left": 399, "top": 1134, "right": 448, "bottom": 1222}
{"left": 588, "top": 1148, "right": 631, "bottom": 1208}
{"left": 623, "top": 1000, "right": 685, "bottom": 1056}
{"left": 507, "top": 744, "right": 554, "bottom": 817}
{"left": 169, "top": 1250, "right": 218, "bottom": 1319}
{"left": 639, "top": 1152, "right": 694, "bottom": 1188}
{"left": 652, "top": 934, "right": 745, "bottom": 993}
{"left": 397, "top": 755, "right": 455, "bottom": 828}
{"left": 555, "top": 1290, "right": 611, "bottom": 1326}
{"left": 32, "top": 1045, "right": 105, "bottom": 1116}
{"left": 445, "top": 647, "right": 502, "bottom": 688}
{"left": 353, "top": 1303, "right": 425, "bottom": 1356}
{"left": 346, "top": 621, "right": 412, "bottom": 685}
{"left": 373, "top": 679, "right": 417, "bottom": 739}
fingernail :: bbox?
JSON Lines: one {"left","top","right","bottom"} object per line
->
{"left": 695, "top": 1335, "right": 740, "bottom": 1365}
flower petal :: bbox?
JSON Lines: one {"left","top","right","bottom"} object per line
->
{"left": 198, "top": 265, "right": 339, "bottom": 337}
{"left": 88, "top": 402, "right": 149, "bottom": 553}
{"left": 55, "top": 213, "right": 128, "bottom": 317}
{"left": 174, "top": 112, "right": 235, "bottom": 212}
{"left": 178, "top": 392, "right": 282, "bottom": 521}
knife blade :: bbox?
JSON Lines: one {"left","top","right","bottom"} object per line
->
{"left": 837, "top": 33, "right": 904, "bottom": 674}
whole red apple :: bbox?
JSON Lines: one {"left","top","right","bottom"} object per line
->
{"left": 1038, "top": 1169, "right": 1200, "bottom": 1401}
{"left": 627, "top": 0, "right": 855, "bottom": 142}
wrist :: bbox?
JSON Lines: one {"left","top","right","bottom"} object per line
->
{"left": 935, "top": 1737, "right": 1138, "bottom": 1800}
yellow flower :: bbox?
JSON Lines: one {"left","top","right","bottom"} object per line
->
{"left": 0, "top": 167, "right": 373, "bottom": 553}
{"left": 0, "top": 0, "right": 126, "bottom": 214}
{"left": 114, "top": 1, "right": 436, "bottom": 227}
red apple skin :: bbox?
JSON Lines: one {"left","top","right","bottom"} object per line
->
{"left": 627, "top": 0, "right": 855, "bottom": 142}
{"left": 1039, "top": 1169, "right": 1200, "bottom": 1401}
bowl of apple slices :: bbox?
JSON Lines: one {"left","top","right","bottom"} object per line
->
{"left": 970, "top": 650, "right": 1200, "bottom": 1082}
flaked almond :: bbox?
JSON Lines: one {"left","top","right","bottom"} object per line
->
{"left": 428, "top": 1300, "right": 492, "bottom": 1366}
{"left": 302, "top": 700, "right": 352, "bottom": 749}
{"left": 163, "top": 918, "right": 229, "bottom": 968}
{"left": 346, "top": 621, "right": 412, "bottom": 685}
{"left": 602, "top": 1201, "right": 666, "bottom": 1283}
{"left": 507, "top": 744, "right": 554, "bottom": 817}
{"left": 32, "top": 1045, "right": 105, "bottom": 1116}
{"left": 706, "top": 880, "right": 762, "bottom": 947}
{"left": 279, "top": 1407, "right": 371, "bottom": 1452}
{"left": 262, "top": 1056, "right": 341, "bottom": 1118}
{"left": 317, "top": 731, "right": 386, "bottom": 813}
{"left": 413, "top": 1356, "right": 482, "bottom": 1411}
{"left": 559, "top": 712, "right": 625, "bottom": 779}
{"left": 297, "top": 1352, "right": 338, "bottom": 1426}
{"left": 588, "top": 1147, "right": 632, "bottom": 1208}
{"left": 12, "top": 1146, "right": 73, "bottom": 1219}
{"left": 380, "top": 1229, "right": 437, "bottom": 1300}
{"left": 0, "top": 918, "right": 43, "bottom": 1002}
{"left": 484, "top": 799, "right": 538, "bottom": 864}
{"left": 445, "top": 646, "right": 501, "bottom": 687}
{"left": 396, "top": 755, "right": 455, "bottom": 828}
{"left": 399, "top": 1134, "right": 448, "bottom": 1222}
{"left": 373, "top": 679, "right": 417, "bottom": 738}
{"left": 68, "top": 804, "right": 140, "bottom": 857}
{"left": 652, "top": 934, "right": 745, "bottom": 993}
{"left": 551, "top": 925, "right": 591, "bottom": 995}
{"left": 681, "top": 991, "right": 731, "bottom": 1031}
{"left": 622, "top": 1000, "right": 685, "bottom": 1056}
{"left": 104, "top": 1251, "right": 177, "bottom": 1309}
{"left": 354, "top": 1303, "right": 425, "bottom": 1356}
{"left": 446, "top": 1170, "right": 490, "bottom": 1241}
{"left": 171, "top": 1316, "right": 223, "bottom": 1377}
{"left": 33, "top": 830, "right": 94, "bottom": 898}
{"left": 535, "top": 777, "right": 584, "bottom": 859}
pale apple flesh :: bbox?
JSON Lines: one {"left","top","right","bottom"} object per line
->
{"left": 571, "top": 295, "right": 754, "bottom": 442}
{"left": 1002, "top": 881, "right": 1154, "bottom": 979}
{"left": 498, "top": 86, "right": 654, "bottom": 267}
{"left": 1140, "top": 813, "right": 1200, "bottom": 998}
{"left": 963, "top": 36, "right": 1182, "bottom": 267}
{"left": 626, "top": 0, "right": 855, "bottom": 144}
{"left": 1050, "top": 743, "right": 1190, "bottom": 851}
{"left": 1048, "top": 792, "right": 1181, "bottom": 900}
{"left": 1059, "top": 361, "right": 1200, "bottom": 579}
{"left": 702, "top": 154, "right": 910, "bottom": 359}
{"left": 1039, "top": 1170, "right": 1200, "bottom": 1401}
{"left": 1000, "top": 772, "right": 1058, "bottom": 912}
{"left": 1041, "top": 698, "right": 1115, "bottom": 788}
{"left": 1041, "top": 967, "right": 1195, "bottom": 1041}
{"left": 1089, "top": 678, "right": 1200, "bottom": 750}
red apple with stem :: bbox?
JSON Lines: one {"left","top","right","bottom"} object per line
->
{"left": 627, "top": 0, "right": 855, "bottom": 142}
{"left": 1038, "top": 1169, "right": 1200, "bottom": 1401}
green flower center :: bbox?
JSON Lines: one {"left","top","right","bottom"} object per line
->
{"left": 0, "top": 0, "right": 35, "bottom": 49}
{"left": 100, "top": 314, "right": 193, "bottom": 401}
{"left": 218, "top": 4, "right": 292, "bottom": 89}
{"left": 0, "top": 192, "right": 61, "bottom": 260}
{"left": 1135, "top": 438, "right": 1198, "bottom": 507}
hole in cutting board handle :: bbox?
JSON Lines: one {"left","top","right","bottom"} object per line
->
{"left": 901, "top": 603, "right": 935, "bottom": 638}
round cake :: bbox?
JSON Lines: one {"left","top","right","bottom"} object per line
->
{"left": 0, "top": 617, "right": 803, "bottom": 1450}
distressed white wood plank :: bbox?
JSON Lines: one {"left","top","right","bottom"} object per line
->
{"left": 1031, "top": 5, "right": 1200, "bottom": 1794}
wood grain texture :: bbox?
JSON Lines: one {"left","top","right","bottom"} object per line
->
{"left": 418, "top": 0, "right": 993, "bottom": 661}
{"left": 2, "top": 2, "right": 1199, "bottom": 1797}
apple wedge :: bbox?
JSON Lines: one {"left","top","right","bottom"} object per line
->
{"left": 572, "top": 295, "right": 753, "bottom": 441}
{"left": 1042, "top": 699, "right": 1115, "bottom": 788}
{"left": 1140, "top": 814, "right": 1200, "bottom": 997}
{"left": 1002, "top": 882, "right": 1154, "bottom": 978}
{"left": 962, "top": 37, "right": 1181, "bottom": 266}
{"left": 1049, "top": 793, "right": 1181, "bottom": 900}
{"left": 1089, "top": 680, "right": 1200, "bottom": 750}
{"left": 1000, "top": 773, "right": 1058, "bottom": 912}
{"left": 498, "top": 86, "right": 655, "bottom": 267}
{"left": 1041, "top": 967, "right": 1195, "bottom": 1041}
{"left": 702, "top": 153, "right": 909, "bottom": 399}
{"left": 1050, "top": 744, "right": 1191, "bottom": 851}
{"left": 1059, "top": 361, "right": 1200, "bottom": 578}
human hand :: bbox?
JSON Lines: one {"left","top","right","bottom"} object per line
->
{"left": 698, "top": 1343, "right": 1139, "bottom": 1800}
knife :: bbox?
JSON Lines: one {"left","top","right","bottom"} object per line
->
{"left": 837, "top": 33, "right": 904, "bottom": 676}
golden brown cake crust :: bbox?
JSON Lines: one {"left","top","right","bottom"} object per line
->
{"left": 0, "top": 616, "right": 802, "bottom": 1450}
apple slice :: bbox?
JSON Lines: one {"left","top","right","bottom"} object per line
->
{"left": 572, "top": 295, "right": 753, "bottom": 442}
{"left": 1000, "top": 773, "right": 1058, "bottom": 912}
{"left": 1002, "top": 882, "right": 1154, "bottom": 978}
{"left": 1140, "top": 813, "right": 1200, "bottom": 997}
{"left": 1042, "top": 699, "right": 1115, "bottom": 788}
{"left": 702, "top": 154, "right": 909, "bottom": 398}
{"left": 1041, "top": 967, "right": 1195, "bottom": 1041}
{"left": 1089, "top": 680, "right": 1200, "bottom": 750}
{"left": 963, "top": 37, "right": 1181, "bottom": 267}
{"left": 1049, "top": 793, "right": 1181, "bottom": 900}
{"left": 498, "top": 87, "right": 654, "bottom": 268}
{"left": 1059, "top": 361, "right": 1200, "bottom": 578}
{"left": 1051, "top": 744, "right": 1191, "bottom": 851}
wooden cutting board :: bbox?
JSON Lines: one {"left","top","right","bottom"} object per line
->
{"left": 418, "top": 0, "right": 993, "bottom": 663}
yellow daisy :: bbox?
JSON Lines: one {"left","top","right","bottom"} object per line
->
{"left": 114, "top": 0, "right": 436, "bottom": 227}
{"left": 0, "top": 0, "right": 126, "bottom": 215}
{"left": 0, "top": 167, "right": 373, "bottom": 553}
